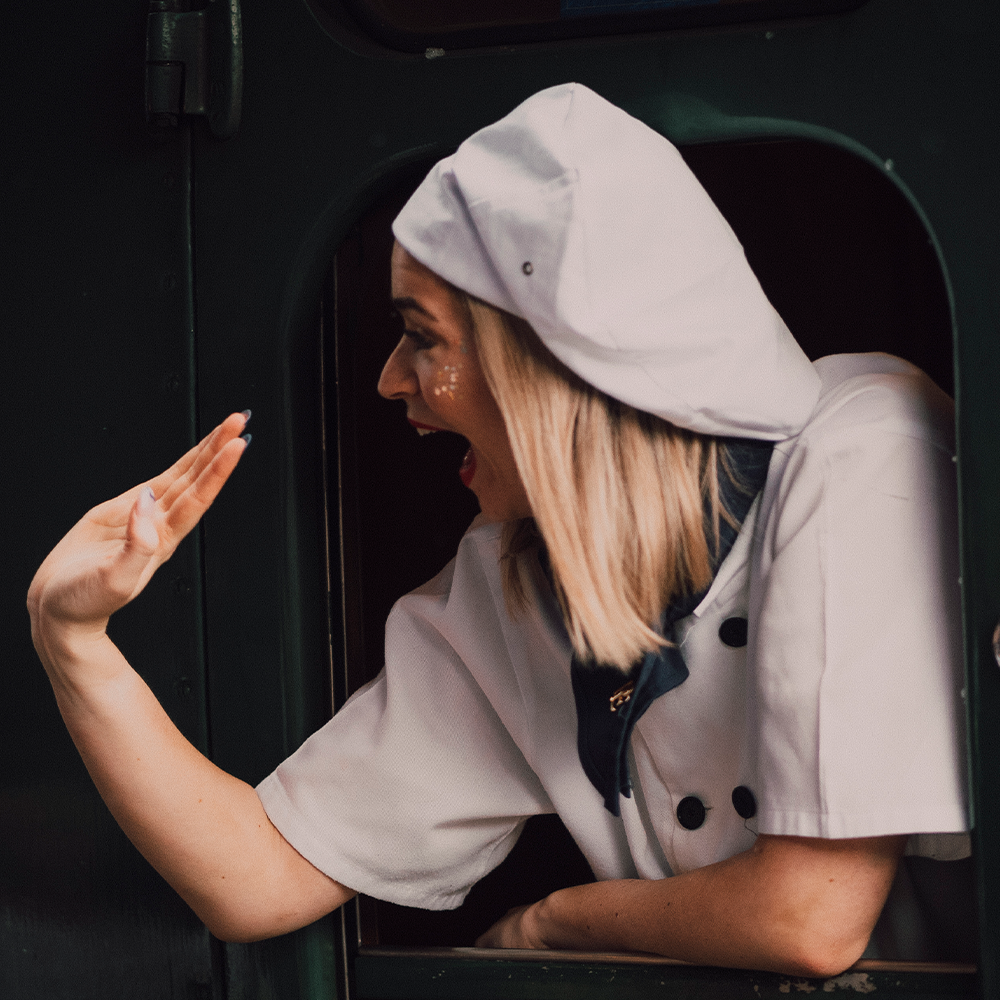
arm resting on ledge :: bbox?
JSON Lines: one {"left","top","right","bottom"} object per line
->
{"left": 478, "top": 831, "right": 905, "bottom": 977}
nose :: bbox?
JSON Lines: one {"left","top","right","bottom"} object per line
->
{"left": 378, "top": 336, "right": 418, "bottom": 400}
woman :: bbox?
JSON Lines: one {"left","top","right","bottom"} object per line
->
{"left": 27, "top": 84, "right": 969, "bottom": 974}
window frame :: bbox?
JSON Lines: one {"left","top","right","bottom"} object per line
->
{"left": 327, "top": 134, "right": 982, "bottom": 999}
{"left": 325, "top": 0, "right": 871, "bottom": 53}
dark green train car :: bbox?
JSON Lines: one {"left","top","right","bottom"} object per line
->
{"left": 1, "top": 1, "right": 995, "bottom": 997}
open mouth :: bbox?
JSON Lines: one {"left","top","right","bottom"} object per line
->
{"left": 408, "top": 418, "right": 442, "bottom": 437}
{"left": 407, "top": 418, "right": 474, "bottom": 487}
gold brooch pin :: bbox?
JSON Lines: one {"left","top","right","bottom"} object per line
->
{"left": 609, "top": 681, "right": 635, "bottom": 713}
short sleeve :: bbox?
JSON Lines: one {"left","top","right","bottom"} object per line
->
{"left": 256, "top": 545, "right": 553, "bottom": 910}
{"left": 747, "top": 361, "right": 968, "bottom": 844}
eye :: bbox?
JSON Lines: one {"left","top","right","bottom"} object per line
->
{"left": 404, "top": 328, "right": 434, "bottom": 351}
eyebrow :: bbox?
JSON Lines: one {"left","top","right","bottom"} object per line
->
{"left": 391, "top": 296, "right": 437, "bottom": 321}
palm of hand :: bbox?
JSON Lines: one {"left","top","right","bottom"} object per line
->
{"left": 28, "top": 414, "right": 249, "bottom": 645}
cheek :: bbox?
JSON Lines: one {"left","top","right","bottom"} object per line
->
{"left": 431, "top": 363, "right": 461, "bottom": 400}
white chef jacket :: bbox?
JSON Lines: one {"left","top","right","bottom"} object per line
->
{"left": 257, "top": 353, "right": 969, "bottom": 914}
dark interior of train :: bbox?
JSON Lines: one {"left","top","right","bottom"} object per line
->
{"left": 327, "top": 137, "right": 952, "bottom": 947}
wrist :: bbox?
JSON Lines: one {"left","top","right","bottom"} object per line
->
{"left": 33, "top": 615, "right": 122, "bottom": 698}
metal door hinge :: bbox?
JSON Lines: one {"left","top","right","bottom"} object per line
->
{"left": 145, "top": 0, "right": 242, "bottom": 139}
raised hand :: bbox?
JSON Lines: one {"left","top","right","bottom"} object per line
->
{"left": 24, "top": 411, "right": 354, "bottom": 939}
{"left": 28, "top": 412, "right": 250, "bottom": 671}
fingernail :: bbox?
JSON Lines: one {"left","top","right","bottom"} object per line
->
{"left": 240, "top": 409, "right": 252, "bottom": 425}
{"left": 241, "top": 433, "right": 252, "bottom": 448}
{"left": 137, "top": 486, "right": 155, "bottom": 513}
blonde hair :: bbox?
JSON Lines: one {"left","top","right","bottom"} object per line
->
{"left": 464, "top": 295, "right": 735, "bottom": 672}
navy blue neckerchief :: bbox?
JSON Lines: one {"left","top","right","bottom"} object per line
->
{"left": 569, "top": 437, "right": 774, "bottom": 816}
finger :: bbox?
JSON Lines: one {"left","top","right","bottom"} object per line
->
{"left": 155, "top": 412, "right": 248, "bottom": 503}
{"left": 131, "top": 486, "right": 161, "bottom": 553}
{"left": 103, "top": 488, "right": 162, "bottom": 604}
{"left": 148, "top": 412, "right": 249, "bottom": 499}
{"left": 151, "top": 412, "right": 249, "bottom": 506}
{"left": 162, "top": 435, "right": 248, "bottom": 542}
{"left": 146, "top": 427, "right": 224, "bottom": 498}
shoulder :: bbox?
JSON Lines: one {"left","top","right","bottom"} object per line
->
{"left": 769, "top": 354, "right": 954, "bottom": 499}
{"left": 371, "top": 517, "right": 506, "bottom": 697}
{"left": 398, "top": 515, "right": 503, "bottom": 610}
{"left": 757, "top": 353, "right": 957, "bottom": 555}
{"left": 387, "top": 515, "right": 515, "bottom": 683}
{"left": 795, "top": 353, "right": 953, "bottom": 454}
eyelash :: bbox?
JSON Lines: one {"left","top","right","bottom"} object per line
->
{"left": 404, "top": 329, "right": 434, "bottom": 350}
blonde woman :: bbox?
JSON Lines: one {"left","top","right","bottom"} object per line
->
{"left": 28, "top": 84, "right": 969, "bottom": 973}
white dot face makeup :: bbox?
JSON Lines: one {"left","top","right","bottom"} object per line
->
{"left": 433, "top": 364, "right": 460, "bottom": 399}
{"left": 377, "top": 243, "right": 532, "bottom": 523}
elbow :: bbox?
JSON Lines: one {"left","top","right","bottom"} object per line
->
{"left": 208, "top": 925, "right": 272, "bottom": 945}
{"left": 191, "top": 892, "right": 285, "bottom": 944}
{"left": 776, "top": 926, "right": 870, "bottom": 980}
{"left": 198, "top": 892, "right": 350, "bottom": 944}
{"left": 200, "top": 907, "right": 266, "bottom": 944}
{"left": 202, "top": 908, "right": 285, "bottom": 944}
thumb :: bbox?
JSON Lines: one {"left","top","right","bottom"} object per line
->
{"left": 111, "top": 487, "right": 161, "bottom": 593}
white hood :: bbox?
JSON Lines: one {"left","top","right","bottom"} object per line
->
{"left": 393, "top": 82, "right": 820, "bottom": 440}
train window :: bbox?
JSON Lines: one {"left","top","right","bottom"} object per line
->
{"left": 331, "top": 0, "right": 870, "bottom": 51}
{"left": 326, "top": 136, "right": 955, "bottom": 953}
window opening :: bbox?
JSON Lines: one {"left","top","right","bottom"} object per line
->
{"left": 326, "top": 137, "right": 954, "bottom": 953}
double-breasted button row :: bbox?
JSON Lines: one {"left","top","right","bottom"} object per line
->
{"left": 671, "top": 616, "right": 753, "bottom": 831}
{"left": 675, "top": 786, "right": 757, "bottom": 829}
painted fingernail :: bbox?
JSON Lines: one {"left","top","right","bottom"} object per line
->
{"left": 240, "top": 409, "right": 251, "bottom": 425}
{"left": 241, "top": 433, "right": 252, "bottom": 448}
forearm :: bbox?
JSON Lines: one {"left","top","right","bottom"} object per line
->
{"left": 523, "top": 835, "right": 904, "bottom": 977}
{"left": 41, "top": 630, "right": 353, "bottom": 941}
{"left": 22, "top": 416, "right": 349, "bottom": 938}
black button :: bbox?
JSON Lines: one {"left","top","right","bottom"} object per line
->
{"left": 676, "top": 796, "right": 706, "bottom": 830}
{"left": 732, "top": 785, "right": 757, "bottom": 819}
{"left": 718, "top": 617, "right": 748, "bottom": 647}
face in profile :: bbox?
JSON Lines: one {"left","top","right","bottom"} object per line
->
{"left": 378, "top": 243, "right": 532, "bottom": 523}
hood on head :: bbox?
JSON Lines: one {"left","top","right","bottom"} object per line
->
{"left": 393, "top": 82, "right": 820, "bottom": 440}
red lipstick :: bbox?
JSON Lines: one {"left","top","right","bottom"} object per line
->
{"left": 408, "top": 418, "right": 442, "bottom": 436}
{"left": 459, "top": 446, "right": 476, "bottom": 487}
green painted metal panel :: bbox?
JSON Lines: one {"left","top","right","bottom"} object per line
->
{"left": 0, "top": 3, "right": 218, "bottom": 998}
{"left": 0, "top": 0, "right": 991, "bottom": 996}
{"left": 193, "top": 0, "right": 995, "bottom": 994}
